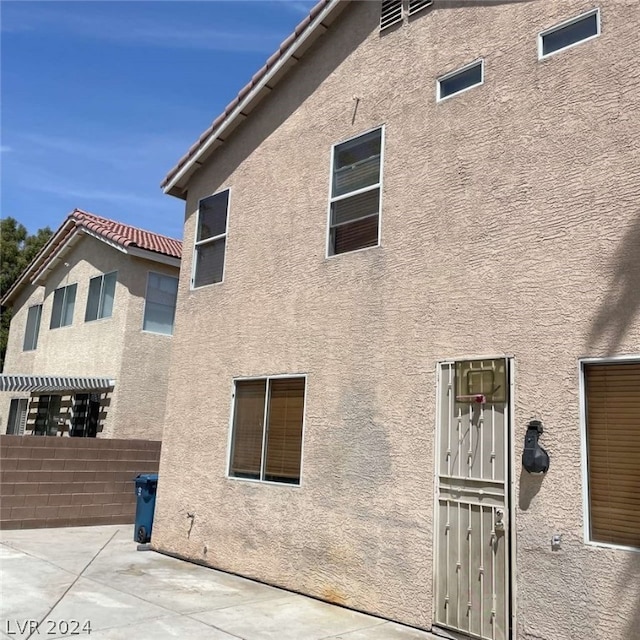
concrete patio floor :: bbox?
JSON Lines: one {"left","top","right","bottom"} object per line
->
{"left": 0, "top": 525, "right": 439, "bottom": 640}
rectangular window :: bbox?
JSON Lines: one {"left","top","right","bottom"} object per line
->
{"left": 6, "top": 398, "right": 28, "bottom": 435}
{"left": 539, "top": 9, "right": 600, "bottom": 59}
{"left": 50, "top": 283, "right": 77, "bottom": 329}
{"left": 143, "top": 272, "right": 179, "bottom": 335}
{"left": 328, "top": 128, "right": 383, "bottom": 256}
{"left": 229, "top": 376, "right": 306, "bottom": 485}
{"left": 23, "top": 304, "right": 42, "bottom": 351}
{"left": 437, "top": 60, "right": 484, "bottom": 101}
{"left": 583, "top": 361, "right": 640, "bottom": 549}
{"left": 34, "top": 394, "right": 61, "bottom": 436}
{"left": 193, "top": 189, "right": 229, "bottom": 288}
{"left": 85, "top": 271, "right": 117, "bottom": 322}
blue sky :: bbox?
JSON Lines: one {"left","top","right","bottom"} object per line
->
{"left": 1, "top": 0, "right": 317, "bottom": 239}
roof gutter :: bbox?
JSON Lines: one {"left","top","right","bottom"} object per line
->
{"left": 162, "top": 0, "right": 346, "bottom": 199}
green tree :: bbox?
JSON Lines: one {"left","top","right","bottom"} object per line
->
{"left": 1, "top": 218, "right": 53, "bottom": 371}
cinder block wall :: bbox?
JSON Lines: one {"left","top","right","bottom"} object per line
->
{"left": 0, "top": 435, "right": 161, "bottom": 530}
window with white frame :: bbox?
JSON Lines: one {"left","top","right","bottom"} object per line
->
{"left": 85, "top": 271, "right": 117, "bottom": 322}
{"left": 539, "top": 9, "right": 600, "bottom": 59}
{"left": 328, "top": 128, "right": 383, "bottom": 256}
{"left": 193, "top": 189, "right": 229, "bottom": 288}
{"left": 23, "top": 304, "right": 42, "bottom": 351}
{"left": 583, "top": 361, "right": 640, "bottom": 549}
{"left": 50, "top": 283, "right": 77, "bottom": 329}
{"left": 437, "top": 60, "right": 484, "bottom": 101}
{"left": 229, "top": 376, "right": 306, "bottom": 485}
{"left": 143, "top": 272, "right": 179, "bottom": 335}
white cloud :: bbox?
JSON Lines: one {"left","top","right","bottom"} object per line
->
{"left": 0, "top": 145, "right": 12, "bottom": 153}
{"left": 2, "top": 4, "right": 289, "bottom": 53}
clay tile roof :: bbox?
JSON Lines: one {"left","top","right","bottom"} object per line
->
{"left": 1, "top": 209, "right": 182, "bottom": 307}
{"left": 161, "top": 0, "right": 338, "bottom": 194}
{"left": 71, "top": 209, "right": 182, "bottom": 259}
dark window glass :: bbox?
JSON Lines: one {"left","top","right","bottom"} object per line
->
{"left": 194, "top": 238, "right": 226, "bottom": 288}
{"left": 439, "top": 62, "right": 483, "bottom": 100}
{"left": 194, "top": 190, "right": 229, "bottom": 287}
{"left": 50, "top": 284, "right": 77, "bottom": 329}
{"left": 85, "top": 272, "right": 116, "bottom": 322}
{"left": 198, "top": 191, "right": 229, "bottom": 241}
{"left": 542, "top": 13, "right": 598, "bottom": 56}
{"left": 23, "top": 305, "right": 42, "bottom": 351}
{"left": 329, "top": 129, "right": 382, "bottom": 256}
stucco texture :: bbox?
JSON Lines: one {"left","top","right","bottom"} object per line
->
{"left": 2, "top": 233, "right": 177, "bottom": 441}
{"left": 154, "top": 1, "right": 640, "bottom": 638}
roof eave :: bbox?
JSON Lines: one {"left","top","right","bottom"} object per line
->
{"left": 162, "top": 0, "right": 348, "bottom": 199}
{"left": 1, "top": 218, "right": 77, "bottom": 307}
{"left": 127, "top": 246, "right": 181, "bottom": 267}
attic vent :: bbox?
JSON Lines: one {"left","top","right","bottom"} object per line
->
{"left": 408, "top": 0, "right": 433, "bottom": 16}
{"left": 381, "top": 0, "right": 433, "bottom": 31}
{"left": 381, "top": 0, "right": 403, "bottom": 30}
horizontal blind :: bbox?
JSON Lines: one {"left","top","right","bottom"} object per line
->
{"left": 230, "top": 380, "right": 266, "bottom": 479}
{"left": 265, "top": 378, "right": 305, "bottom": 483}
{"left": 585, "top": 363, "right": 640, "bottom": 548}
{"left": 332, "top": 215, "right": 379, "bottom": 255}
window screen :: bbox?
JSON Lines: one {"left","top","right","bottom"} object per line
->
{"left": 584, "top": 362, "right": 640, "bottom": 548}
{"left": 329, "top": 129, "right": 382, "bottom": 256}
{"left": 50, "top": 283, "right": 77, "bottom": 329}
{"left": 230, "top": 377, "right": 305, "bottom": 484}
{"left": 143, "top": 272, "right": 179, "bottom": 335}
{"left": 23, "top": 304, "right": 42, "bottom": 351}
{"left": 85, "top": 272, "right": 117, "bottom": 322}
{"left": 194, "top": 190, "right": 229, "bottom": 287}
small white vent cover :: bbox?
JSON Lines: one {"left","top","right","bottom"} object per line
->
{"left": 408, "top": 0, "right": 433, "bottom": 16}
{"left": 380, "top": 0, "right": 403, "bottom": 30}
{"left": 380, "top": 0, "right": 433, "bottom": 31}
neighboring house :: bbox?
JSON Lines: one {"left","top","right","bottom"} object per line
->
{"left": 152, "top": 2, "right": 640, "bottom": 640}
{"left": 1, "top": 209, "right": 181, "bottom": 441}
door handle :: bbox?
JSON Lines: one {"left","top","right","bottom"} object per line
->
{"left": 495, "top": 508, "right": 506, "bottom": 533}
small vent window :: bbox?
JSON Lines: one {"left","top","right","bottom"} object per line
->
{"left": 539, "top": 9, "right": 600, "bottom": 59}
{"left": 437, "top": 60, "right": 484, "bottom": 101}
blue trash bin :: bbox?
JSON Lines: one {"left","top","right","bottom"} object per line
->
{"left": 134, "top": 473, "right": 158, "bottom": 543}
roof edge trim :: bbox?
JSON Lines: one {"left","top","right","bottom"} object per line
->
{"left": 162, "top": 0, "right": 345, "bottom": 198}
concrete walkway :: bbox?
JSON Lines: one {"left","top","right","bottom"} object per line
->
{"left": 0, "top": 525, "right": 439, "bottom": 640}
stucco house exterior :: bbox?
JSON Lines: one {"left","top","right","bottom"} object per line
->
{"left": 152, "top": 2, "right": 640, "bottom": 639}
{"left": 1, "top": 209, "right": 181, "bottom": 441}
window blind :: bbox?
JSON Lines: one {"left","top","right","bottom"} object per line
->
{"left": 585, "top": 363, "right": 640, "bottom": 548}
{"left": 264, "top": 378, "right": 305, "bottom": 483}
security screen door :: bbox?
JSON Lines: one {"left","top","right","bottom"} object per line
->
{"left": 434, "top": 359, "right": 511, "bottom": 640}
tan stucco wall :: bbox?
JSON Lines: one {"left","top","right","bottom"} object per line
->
{"left": 154, "top": 1, "right": 640, "bottom": 638}
{"left": 2, "top": 233, "right": 178, "bottom": 441}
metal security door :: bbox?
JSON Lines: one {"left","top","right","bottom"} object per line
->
{"left": 434, "top": 359, "right": 510, "bottom": 640}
